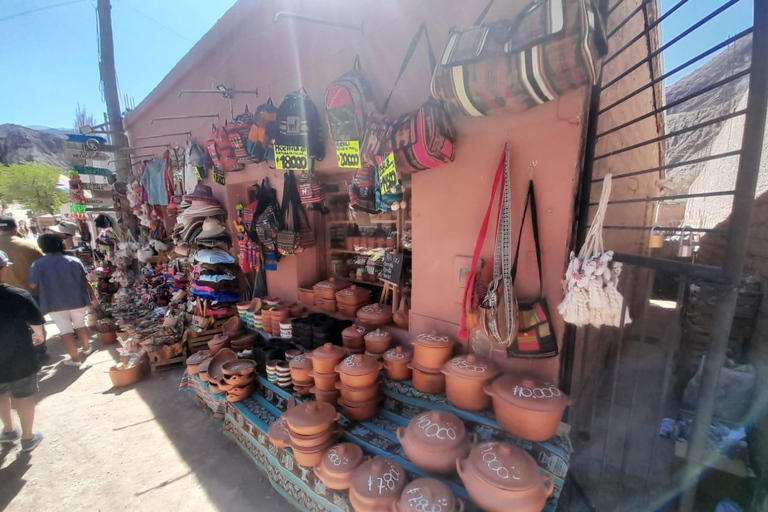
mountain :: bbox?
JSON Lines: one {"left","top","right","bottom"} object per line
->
{"left": 0, "top": 124, "right": 67, "bottom": 168}
{"left": 25, "top": 125, "right": 69, "bottom": 138}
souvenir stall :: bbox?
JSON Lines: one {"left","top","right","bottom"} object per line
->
{"left": 120, "top": 0, "right": 628, "bottom": 510}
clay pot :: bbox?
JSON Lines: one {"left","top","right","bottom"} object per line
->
{"left": 229, "top": 333, "right": 257, "bottom": 350}
{"left": 206, "top": 348, "right": 237, "bottom": 384}
{"left": 289, "top": 353, "right": 313, "bottom": 384}
{"left": 226, "top": 382, "right": 254, "bottom": 402}
{"left": 356, "top": 303, "right": 393, "bottom": 327}
{"left": 198, "top": 359, "right": 211, "bottom": 382}
{"left": 441, "top": 355, "right": 499, "bottom": 412}
{"left": 314, "top": 443, "right": 364, "bottom": 491}
{"left": 289, "top": 425, "right": 342, "bottom": 450}
{"left": 311, "top": 386, "right": 341, "bottom": 405}
{"left": 393, "top": 296, "right": 409, "bottom": 329}
{"left": 342, "top": 324, "right": 368, "bottom": 351}
{"left": 339, "top": 395, "right": 381, "bottom": 421}
{"left": 336, "top": 380, "right": 380, "bottom": 403}
{"left": 315, "top": 297, "right": 338, "bottom": 313}
{"left": 397, "top": 411, "right": 473, "bottom": 474}
{"left": 307, "top": 343, "right": 347, "bottom": 374}
{"left": 284, "top": 302, "right": 304, "bottom": 317}
{"left": 335, "top": 354, "right": 382, "bottom": 388}
{"left": 383, "top": 347, "right": 413, "bottom": 381}
{"left": 222, "top": 359, "right": 256, "bottom": 377}
{"left": 99, "top": 331, "right": 118, "bottom": 345}
{"left": 364, "top": 329, "right": 393, "bottom": 355}
{"left": 314, "top": 278, "right": 351, "bottom": 300}
{"left": 457, "top": 442, "right": 553, "bottom": 512}
{"left": 294, "top": 383, "right": 312, "bottom": 396}
{"left": 291, "top": 436, "right": 341, "bottom": 468}
{"left": 408, "top": 362, "right": 446, "bottom": 394}
{"left": 222, "top": 316, "right": 243, "bottom": 337}
{"left": 268, "top": 417, "right": 291, "bottom": 449}
{"left": 282, "top": 400, "right": 341, "bottom": 437}
{"left": 208, "top": 334, "right": 230, "bottom": 355}
{"left": 186, "top": 350, "right": 213, "bottom": 375}
{"left": 349, "top": 457, "right": 407, "bottom": 512}
{"left": 412, "top": 331, "right": 455, "bottom": 371}
{"left": 394, "top": 478, "right": 463, "bottom": 512}
{"left": 308, "top": 370, "right": 340, "bottom": 392}
{"left": 335, "top": 285, "right": 372, "bottom": 306}
{"left": 484, "top": 374, "right": 571, "bottom": 441}
{"left": 337, "top": 303, "right": 364, "bottom": 317}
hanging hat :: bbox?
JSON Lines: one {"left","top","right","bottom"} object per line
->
{"left": 197, "top": 218, "right": 228, "bottom": 239}
{"left": 180, "top": 203, "right": 226, "bottom": 220}
{"left": 183, "top": 184, "right": 220, "bottom": 205}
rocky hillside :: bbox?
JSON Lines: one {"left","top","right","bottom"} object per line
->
{"left": 0, "top": 124, "right": 67, "bottom": 168}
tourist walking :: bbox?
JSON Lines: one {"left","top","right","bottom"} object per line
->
{"left": 0, "top": 216, "right": 43, "bottom": 293}
{"left": 0, "top": 250, "right": 45, "bottom": 452}
{"left": 29, "top": 234, "right": 98, "bottom": 367}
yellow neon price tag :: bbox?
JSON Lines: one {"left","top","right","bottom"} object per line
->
{"left": 336, "top": 141, "right": 361, "bottom": 169}
{"left": 274, "top": 144, "right": 309, "bottom": 171}
{"left": 377, "top": 152, "right": 398, "bottom": 195}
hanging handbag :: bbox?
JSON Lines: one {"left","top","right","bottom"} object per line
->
{"left": 507, "top": 179, "right": 558, "bottom": 358}
{"left": 277, "top": 171, "right": 300, "bottom": 256}
{"left": 253, "top": 177, "right": 280, "bottom": 253}
{"left": 298, "top": 170, "right": 325, "bottom": 206}
{"left": 431, "top": 0, "right": 607, "bottom": 117}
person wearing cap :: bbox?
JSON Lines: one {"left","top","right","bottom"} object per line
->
{"left": 0, "top": 250, "right": 45, "bottom": 452}
{"left": 0, "top": 215, "right": 44, "bottom": 293}
{"left": 30, "top": 235, "right": 98, "bottom": 367}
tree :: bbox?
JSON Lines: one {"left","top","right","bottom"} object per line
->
{"left": 0, "top": 163, "right": 68, "bottom": 215}
{"left": 74, "top": 104, "right": 95, "bottom": 130}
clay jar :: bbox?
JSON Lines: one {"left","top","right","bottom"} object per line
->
{"left": 356, "top": 303, "right": 393, "bottom": 327}
{"left": 394, "top": 478, "right": 463, "bottom": 512}
{"left": 335, "top": 354, "right": 382, "bottom": 388}
{"left": 408, "top": 362, "right": 446, "bottom": 394}
{"left": 341, "top": 324, "right": 368, "bottom": 351}
{"left": 441, "top": 355, "right": 499, "bottom": 412}
{"left": 289, "top": 354, "right": 313, "bottom": 385}
{"left": 314, "top": 277, "right": 351, "bottom": 300}
{"left": 364, "top": 329, "right": 393, "bottom": 355}
{"left": 484, "top": 374, "right": 571, "bottom": 442}
{"left": 456, "top": 442, "right": 554, "bottom": 512}
{"left": 307, "top": 343, "right": 347, "bottom": 374}
{"left": 335, "top": 285, "right": 372, "bottom": 306}
{"left": 314, "top": 443, "right": 364, "bottom": 491}
{"left": 349, "top": 457, "right": 407, "bottom": 512}
{"left": 397, "top": 411, "right": 473, "bottom": 474}
{"left": 383, "top": 346, "right": 413, "bottom": 381}
{"left": 412, "top": 331, "right": 455, "bottom": 371}
{"left": 282, "top": 400, "right": 341, "bottom": 436}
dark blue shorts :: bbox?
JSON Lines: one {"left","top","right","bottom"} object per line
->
{"left": 0, "top": 373, "right": 39, "bottom": 399}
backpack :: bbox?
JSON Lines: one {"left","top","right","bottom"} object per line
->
{"left": 251, "top": 177, "right": 280, "bottom": 253}
{"left": 247, "top": 98, "right": 278, "bottom": 162}
{"left": 325, "top": 56, "right": 377, "bottom": 142}
{"left": 228, "top": 106, "right": 252, "bottom": 161}
{"left": 207, "top": 124, "right": 243, "bottom": 172}
{"left": 276, "top": 88, "right": 325, "bottom": 160}
{"left": 348, "top": 165, "right": 377, "bottom": 214}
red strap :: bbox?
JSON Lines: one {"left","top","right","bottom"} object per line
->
{"left": 458, "top": 148, "right": 507, "bottom": 341}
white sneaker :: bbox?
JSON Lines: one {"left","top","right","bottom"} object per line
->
{"left": 63, "top": 359, "right": 82, "bottom": 367}
{"left": 82, "top": 348, "right": 93, "bottom": 356}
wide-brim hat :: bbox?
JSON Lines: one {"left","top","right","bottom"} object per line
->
{"left": 174, "top": 244, "right": 191, "bottom": 256}
{"left": 50, "top": 220, "right": 77, "bottom": 237}
{"left": 180, "top": 204, "right": 226, "bottom": 219}
{"left": 181, "top": 220, "right": 204, "bottom": 242}
{"left": 198, "top": 218, "right": 227, "bottom": 239}
{"left": 183, "top": 184, "right": 220, "bottom": 205}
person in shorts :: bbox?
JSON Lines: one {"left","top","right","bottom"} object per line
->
{"left": 0, "top": 250, "right": 45, "bottom": 452}
{"left": 29, "top": 234, "right": 98, "bottom": 367}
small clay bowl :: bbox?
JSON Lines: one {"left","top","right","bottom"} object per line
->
{"left": 221, "top": 359, "right": 256, "bottom": 377}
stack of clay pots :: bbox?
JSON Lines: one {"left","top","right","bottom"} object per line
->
{"left": 289, "top": 353, "right": 313, "bottom": 396}
{"left": 383, "top": 346, "right": 413, "bottom": 381}
{"left": 186, "top": 350, "right": 213, "bottom": 377}
{"left": 349, "top": 457, "right": 407, "bottom": 512}
{"left": 397, "top": 410, "right": 473, "bottom": 474}
{"left": 356, "top": 303, "right": 393, "bottom": 328}
{"left": 224, "top": 316, "right": 258, "bottom": 352}
{"left": 409, "top": 331, "right": 456, "bottom": 394}
{"left": 335, "top": 285, "right": 372, "bottom": 317}
{"left": 282, "top": 401, "right": 342, "bottom": 467}
{"left": 313, "top": 278, "right": 350, "bottom": 313}
{"left": 335, "top": 354, "right": 382, "bottom": 422}
{"left": 313, "top": 442, "right": 365, "bottom": 491}
{"left": 219, "top": 359, "right": 257, "bottom": 402}
{"left": 363, "top": 328, "right": 393, "bottom": 360}
{"left": 269, "top": 306, "right": 290, "bottom": 335}
{"left": 307, "top": 343, "right": 346, "bottom": 405}
{"left": 341, "top": 323, "right": 367, "bottom": 354}
{"left": 266, "top": 360, "right": 291, "bottom": 389}
{"left": 205, "top": 348, "right": 237, "bottom": 394}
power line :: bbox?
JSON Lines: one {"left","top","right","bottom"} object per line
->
{"left": 114, "top": 0, "right": 193, "bottom": 43}
{"left": 0, "top": 0, "right": 87, "bottom": 23}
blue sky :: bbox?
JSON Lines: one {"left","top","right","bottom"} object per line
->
{"left": 0, "top": 0, "right": 755, "bottom": 129}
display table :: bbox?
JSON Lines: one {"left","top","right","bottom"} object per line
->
{"left": 224, "top": 375, "right": 572, "bottom": 512}
{"left": 179, "top": 371, "right": 228, "bottom": 419}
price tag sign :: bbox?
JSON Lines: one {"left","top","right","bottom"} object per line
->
{"left": 213, "top": 168, "right": 226, "bottom": 186}
{"left": 377, "top": 152, "right": 398, "bottom": 195}
{"left": 275, "top": 144, "right": 309, "bottom": 171}
{"left": 336, "top": 141, "right": 361, "bottom": 169}
{"left": 192, "top": 167, "right": 202, "bottom": 180}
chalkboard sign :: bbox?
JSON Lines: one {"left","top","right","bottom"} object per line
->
{"left": 380, "top": 252, "right": 404, "bottom": 285}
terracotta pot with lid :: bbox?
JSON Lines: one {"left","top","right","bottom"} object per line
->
{"left": 291, "top": 436, "right": 341, "bottom": 468}
{"left": 394, "top": 478, "right": 463, "bottom": 512}
{"left": 315, "top": 297, "right": 338, "bottom": 313}
{"left": 335, "top": 285, "right": 373, "bottom": 306}
{"left": 457, "top": 441, "right": 554, "bottom": 512}
{"left": 441, "top": 354, "right": 499, "bottom": 412}
{"left": 382, "top": 347, "right": 413, "bottom": 381}
{"left": 314, "top": 442, "right": 364, "bottom": 491}
{"left": 484, "top": 374, "right": 571, "bottom": 441}
{"left": 267, "top": 417, "right": 290, "bottom": 448}
{"left": 282, "top": 400, "right": 341, "bottom": 437}
{"left": 307, "top": 343, "right": 347, "bottom": 374}
{"left": 412, "top": 331, "right": 455, "bottom": 371}
{"left": 311, "top": 386, "right": 341, "bottom": 405}
{"left": 356, "top": 303, "right": 393, "bottom": 327}
{"left": 408, "top": 362, "right": 446, "bottom": 394}
{"left": 313, "top": 277, "right": 351, "bottom": 299}
{"left": 335, "top": 354, "right": 382, "bottom": 388}
{"left": 349, "top": 457, "right": 407, "bottom": 512}
{"left": 289, "top": 353, "right": 313, "bottom": 384}
{"left": 308, "top": 370, "right": 340, "bottom": 391}
{"left": 288, "top": 425, "right": 342, "bottom": 450}
{"left": 335, "top": 380, "right": 380, "bottom": 403}
{"left": 342, "top": 324, "right": 368, "bottom": 351}
{"left": 364, "top": 329, "right": 393, "bottom": 355}
{"left": 397, "top": 410, "right": 473, "bottom": 474}
{"left": 339, "top": 395, "right": 381, "bottom": 421}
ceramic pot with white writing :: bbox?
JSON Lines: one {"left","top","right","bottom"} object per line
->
{"left": 342, "top": 324, "right": 368, "bottom": 351}
{"left": 314, "top": 277, "right": 351, "bottom": 299}
{"left": 349, "top": 457, "right": 407, "bottom": 512}
{"left": 456, "top": 441, "right": 553, "bottom": 512}
{"left": 364, "top": 329, "right": 394, "bottom": 355}
{"left": 441, "top": 354, "right": 499, "bottom": 412}
{"left": 412, "top": 331, "right": 455, "bottom": 371}
{"left": 356, "top": 303, "right": 393, "bottom": 327}
{"left": 394, "top": 478, "right": 463, "bottom": 512}
{"left": 307, "top": 343, "right": 347, "bottom": 374}
{"left": 484, "top": 374, "right": 571, "bottom": 441}
{"left": 396, "top": 411, "right": 473, "bottom": 474}
{"left": 383, "top": 346, "right": 413, "bottom": 381}
{"left": 282, "top": 400, "right": 341, "bottom": 437}
{"left": 314, "top": 443, "right": 364, "bottom": 491}
{"left": 335, "top": 354, "right": 382, "bottom": 388}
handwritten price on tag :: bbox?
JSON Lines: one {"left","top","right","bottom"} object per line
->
{"left": 335, "top": 141, "right": 361, "bottom": 169}
{"left": 377, "top": 152, "right": 398, "bottom": 195}
{"left": 275, "top": 144, "right": 309, "bottom": 171}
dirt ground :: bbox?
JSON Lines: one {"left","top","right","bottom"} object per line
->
{"left": 0, "top": 320, "right": 295, "bottom": 512}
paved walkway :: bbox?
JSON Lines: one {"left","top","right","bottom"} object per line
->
{"left": 0, "top": 321, "right": 295, "bottom": 512}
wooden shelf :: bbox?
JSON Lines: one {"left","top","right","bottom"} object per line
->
{"left": 331, "top": 276, "right": 384, "bottom": 287}
{"left": 330, "top": 248, "right": 361, "bottom": 254}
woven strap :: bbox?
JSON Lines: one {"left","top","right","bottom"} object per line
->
{"left": 382, "top": 23, "right": 437, "bottom": 113}
{"left": 511, "top": 180, "right": 543, "bottom": 296}
{"left": 579, "top": 173, "right": 612, "bottom": 260}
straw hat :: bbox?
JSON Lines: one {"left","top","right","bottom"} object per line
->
{"left": 197, "top": 218, "right": 227, "bottom": 239}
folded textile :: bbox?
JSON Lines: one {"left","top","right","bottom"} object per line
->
{"left": 195, "top": 249, "right": 235, "bottom": 264}
{"left": 198, "top": 273, "right": 237, "bottom": 283}
{"left": 191, "top": 289, "right": 240, "bottom": 302}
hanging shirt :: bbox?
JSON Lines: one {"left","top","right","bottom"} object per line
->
{"left": 184, "top": 141, "right": 206, "bottom": 194}
{"left": 140, "top": 158, "right": 169, "bottom": 205}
